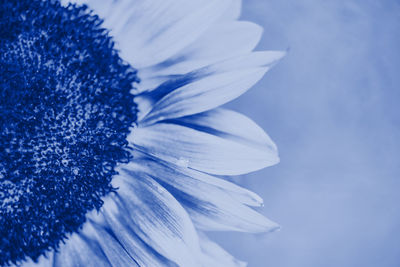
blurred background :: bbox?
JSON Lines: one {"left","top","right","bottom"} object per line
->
{"left": 213, "top": 1, "right": 400, "bottom": 266}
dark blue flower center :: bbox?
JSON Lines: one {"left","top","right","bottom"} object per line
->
{"left": 0, "top": 0, "right": 138, "bottom": 264}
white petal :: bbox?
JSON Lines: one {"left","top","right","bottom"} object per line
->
{"left": 140, "top": 67, "right": 269, "bottom": 125}
{"left": 110, "top": 172, "right": 202, "bottom": 267}
{"left": 134, "top": 52, "right": 284, "bottom": 111}
{"left": 88, "top": 223, "right": 138, "bottom": 266}
{"left": 129, "top": 122, "right": 279, "bottom": 175}
{"left": 135, "top": 51, "right": 284, "bottom": 116}
{"left": 124, "top": 160, "right": 279, "bottom": 232}
{"left": 199, "top": 232, "right": 246, "bottom": 267}
{"left": 186, "top": 195, "right": 279, "bottom": 233}
{"left": 126, "top": 158, "right": 264, "bottom": 207}
{"left": 100, "top": 198, "right": 176, "bottom": 267}
{"left": 207, "top": 50, "right": 286, "bottom": 73}
{"left": 136, "top": 50, "right": 284, "bottom": 94}
{"left": 219, "top": 0, "right": 242, "bottom": 21}
{"left": 141, "top": 21, "right": 263, "bottom": 77}
{"left": 114, "top": 0, "right": 232, "bottom": 68}
{"left": 53, "top": 233, "right": 109, "bottom": 266}
{"left": 174, "top": 108, "right": 277, "bottom": 152}
{"left": 177, "top": 21, "right": 262, "bottom": 63}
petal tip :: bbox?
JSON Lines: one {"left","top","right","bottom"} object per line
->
{"left": 269, "top": 224, "right": 282, "bottom": 233}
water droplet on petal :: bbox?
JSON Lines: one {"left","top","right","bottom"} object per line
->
{"left": 156, "top": 185, "right": 166, "bottom": 194}
{"left": 176, "top": 157, "right": 189, "bottom": 168}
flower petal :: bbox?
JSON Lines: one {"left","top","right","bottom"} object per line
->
{"left": 113, "top": 0, "right": 232, "bottom": 68}
{"left": 140, "top": 21, "right": 263, "bottom": 77}
{"left": 53, "top": 233, "right": 109, "bottom": 267}
{"left": 220, "top": 0, "right": 242, "bottom": 21}
{"left": 176, "top": 21, "right": 263, "bottom": 63}
{"left": 172, "top": 108, "right": 277, "bottom": 152}
{"left": 135, "top": 50, "right": 284, "bottom": 105}
{"left": 126, "top": 158, "right": 264, "bottom": 207}
{"left": 129, "top": 122, "right": 279, "bottom": 175}
{"left": 100, "top": 198, "right": 177, "bottom": 267}
{"left": 87, "top": 222, "right": 138, "bottom": 266}
{"left": 110, "top": 172, "right": 202, "bottom": 267}
{"left": 140, "top": 67, "right": 269, "bottom": 126}
{"left": 206, "top": 50, "right": 286, "bottom": 73}
{"left": 199, "top": 232, "right": 246, "bottom": 267}
{"left": 123, "top": 160, "right": 279, "bottom": 232}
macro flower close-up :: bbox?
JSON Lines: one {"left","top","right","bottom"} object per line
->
{"left": 0, "top": 0, "right": 284, "bottom": 266}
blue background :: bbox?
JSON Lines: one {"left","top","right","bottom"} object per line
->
{"left": 214, "top": 1, "right": 400, "bottom": 266}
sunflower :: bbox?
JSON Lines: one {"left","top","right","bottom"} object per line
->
{"left": 0, "top": 0, "right": 284, "bottom": 266}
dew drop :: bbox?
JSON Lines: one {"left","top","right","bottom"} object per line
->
{"left": 176, "top": 157, "right": 189, "bottom": 168}
{"left": 156, "top": 184, "right": 166, "bottom": 194}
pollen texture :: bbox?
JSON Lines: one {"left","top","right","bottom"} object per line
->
{"left": 0, "top": 0, "right": 138, "bottom": 264}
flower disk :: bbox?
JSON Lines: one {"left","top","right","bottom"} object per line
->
{"left": 0, "top": 0, "right": 138, "bottom": 264}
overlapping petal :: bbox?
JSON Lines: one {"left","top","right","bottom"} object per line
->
{"left": 198, "top": 232, "right": 246, "bottom": 267}
{"left": 109, "top": 172, "right": 202, "bottom": 267}
{"left": 172, "top": 108, "right": 277, "bottom": 152}
{"left": 134, "top": 51, "right": 284, "bottom": 121}
{"left": 123, "top": 159, "right": 279, "bottom": 232}
{"left": 126, "top": 156, "right": 264, "bottom": 207}
{"left": 219, "top": 0, "right": 242, "bottom": 21}
{"left": 140, "top": 68, "right": 269, "bottom": 126}
{"left": 99, "top": 200, "right": 177, "bottom": 267}
{"left": 130, "top": 119, "right": 278, "bottom": 175}
{"left": 139, "top": 21, "right": 263, "bottom": 78}
{"left": 114, "top": 0, "right": 232, "bottom": 68}
{"left": 53, "top": 232, "right": 110, "bottom": 266}
{"left": 87, "top": 223, "right": 138, "bottom": 266}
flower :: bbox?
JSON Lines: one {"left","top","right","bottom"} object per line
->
{"left": 0, "top": 0, "right": 284, "bottom": 266}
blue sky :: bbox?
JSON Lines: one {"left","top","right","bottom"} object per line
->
{"left": 213, "top": 1, "right": 400, "bottom": 266}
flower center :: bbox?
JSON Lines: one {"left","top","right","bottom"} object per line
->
{"left": 0, "top": 0, "right": 138, "bottom": 264}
